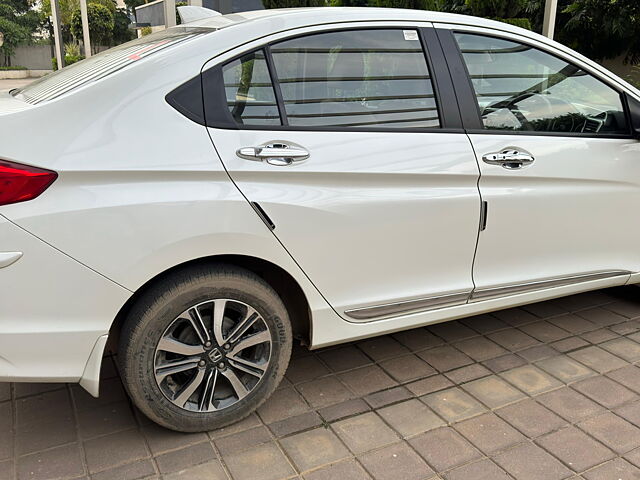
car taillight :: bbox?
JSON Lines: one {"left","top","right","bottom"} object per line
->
{"left": 0, "top": 160, "right": 57, "bottom": 207}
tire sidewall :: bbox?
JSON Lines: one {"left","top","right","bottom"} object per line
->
{"left": 121, "top": 270, "right": 291, "bottom": 432}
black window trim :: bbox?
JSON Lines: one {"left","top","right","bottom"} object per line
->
{"left": 437, "top": 27, "right": 635, "bottom": 140}
{"left": 201, "top": 25, "right": 465, "bottom": 134}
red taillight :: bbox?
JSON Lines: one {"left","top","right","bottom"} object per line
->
{"left": 0, "top": 160, "right": 57, "bottom": 207}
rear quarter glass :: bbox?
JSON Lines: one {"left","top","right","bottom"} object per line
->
{"left": 13, "top": 27, "right": 213, "bottom": 105}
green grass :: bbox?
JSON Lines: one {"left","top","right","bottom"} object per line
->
{"left": 0, "top": 66, "right": 27, "bottom": 71}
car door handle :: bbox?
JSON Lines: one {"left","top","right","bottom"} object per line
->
{"left": 236, "top": 142, "right": 310, "bottom": 166}
{"left": 482, "top": 149, "right": 535, "bottom": 170}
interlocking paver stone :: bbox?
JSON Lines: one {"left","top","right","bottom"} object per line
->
{"left": 493, "top": 442, "right": 573, "bottom": 480}
{"left": 83, "top": 429, "right": 149, "bottom": 474}
{"left": 579, "top": 412, "right": 640, "bottom": 454}
{"left": 537, "top": 387, "right": 605, "bottom": 423}
{"left": 443, "top": 459, "right": 511, "bottom": 480}
{"left": 17, "top": 443, "right": 85, "bottom": 480}
{"left": 358, "top": 442, "right": 435, "bottom": 480}
{"left": 338, "top": 365, "right": 397, "bottom": 396}
{"left": 454, "top": 413, "right": 525, "bottom": 454}
{"left": 608, "top": 365, "right": 640, "bottom": 394}
{"left": 547, "top": 314, "right": 599, "bottom": 333}
{"left": 378, "top": 399, "right": 445, "bottom": 438}
{"left": 155, "top": 442, "right": 217, "bottom": 474}
{"left": 582, "top": 458, "right": 640, "bottom": 480}
{"left": 280, "top": 427, "right": 350, "bottom": 471}
{"left": 444, "top": 364, "right": 491, "bottom": 385}
{"left": 568, "top": 346, "right": 628, "bottom": 373}
{"left": 285, "top": 355, "right": 330, "bottom": 384}
{"left": 224, "top": 442, "right": 295, "bottom": 480}
{"left": 428, "top": 321, "right": 478, "bottom": 342}
{"left": 268, "top": 411, "right": 323, "bottom": 437}
{"left": 332, "top": 412, "right": 399, "bottom": 454}
{"left": 409, "top": 426, "right": 482, "bottom": 472}
{"left": 453, "top": 337, "right": 507, "bottom": 362}
{"left": 303, "top": 459, "right": 371, "bottom": 480}
{"left": 318, "top": 398, "right": 369, "bottom": 422}
{"left": 364, "top": 386, "right": 412, "bottom": 409}
{"left": 422, "top": 387, "right": 486, "bottom": 423}
{"left": 496, "top": 399, "right": 566, "bottom": 438}
{"left": 501, "top": 365, "right": 563, "bottom": 396}
{"left": 406, "top": 375, "right": 453, "bottom": 396}
{"left": 601, "top": 337, "right": 640, "bottom": 362}
{"left": 536, "top": 426, "right": 615, "bottom": 472}
{"left": 357, "top": 337, "right": 409, "bottom": 361}
{"left": 215, "top": 425, "right": 272, "bottom": 455}
{"left": 493, "top": 308, "right": 539, "bottom": 327}
{"left": 297, "top": 376, "right": 353, "bottom": 408}
{"left": 163, "top": 460, "right": 227, "bottom": 480}
{"left": 379, "top": 354, "right": 436, "bottom": 382}
{"left": 91, "top": 459, "right": 157, "bottom": 480}
{"left": 615, "top": 401, "right": 640, "bottom": 427}
{"left": 318, "top": 346, "right": 371, "bottom": 372}
{"left": 577, "top": 306, "right": 628, "bottom": 327}
{"left": 392, "top": 328, "right": 443, "bottom": 351}
{"left": 573, "top": 376, "right": 637, "bottom": 409}
{"left": 551, "top": 336, "right": 590, "bottom": 353}
{"left": 536, "top": 355, "right": 596, "bottom": 383}
{"left": 520, "top": 321, "right": 571, "bottom": 343}
{"left": 517, "top": 344, "right": 559, "bottom": 362}
{"left": 488, "top": 328, "right": 538, "bottom": 351}
{"left": 417, "top": 346, "right": 473, "bottom": 372}
{"left": 461, "top": 313, "right": 508, "bottom": 334}
{"left": 462, "top": 375, "right": 526, "bottom": 409}
{"left": 142, "top": 422, "right": 208, "bottom": 456}
{"left": 257, "top": 386, "right": 310, "bottom": 424}
{"left": 483, "top": 353, "right": 527, "bottom": 373}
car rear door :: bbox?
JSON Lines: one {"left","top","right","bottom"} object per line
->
{"left": 436, "top": 25, "right": 640, "bottom": 300}
{"left": 203, "top": 24, "right": 482, "bottom": 321}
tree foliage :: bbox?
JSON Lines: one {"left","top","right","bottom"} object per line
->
{"left": 70, "top": 2, "right": 114, "bottom": 50}
{"left": 561, "top": 0, "right": 640, "bottom": 64}
{"left": 0, "top": 0, "right": 40, "bottom": 64}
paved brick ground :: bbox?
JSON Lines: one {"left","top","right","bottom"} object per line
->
{"left": 3, "top": 286, "right": 640, "bottom": 480}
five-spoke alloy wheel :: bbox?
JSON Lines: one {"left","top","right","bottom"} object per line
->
{"left": 119, "top": 265, "right": 292, "bottom": 432}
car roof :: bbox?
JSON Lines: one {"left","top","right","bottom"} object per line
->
{"left": 190, "top": 7, "right": 518, "bottom": 33}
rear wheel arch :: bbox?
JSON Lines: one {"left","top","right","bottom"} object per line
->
{"left": 108, "top": 254, "right": 312, "bottom": 351}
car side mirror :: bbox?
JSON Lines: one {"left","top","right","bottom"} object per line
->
{"left": 624, "top": 92, "right": 640, "bottom": 139}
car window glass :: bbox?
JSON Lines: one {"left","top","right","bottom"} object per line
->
{"left": 222, "top": 50, "right": 281, "bottom": 126}
{"left": 454, "top": 33, "right": 628, "bottom": 135}
{"left": 270, "top": 29, "right": 440, "bottom": 129}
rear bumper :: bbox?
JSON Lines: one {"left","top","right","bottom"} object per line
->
{"left": 0, "top": 214, "right": 130, "bottom": 384}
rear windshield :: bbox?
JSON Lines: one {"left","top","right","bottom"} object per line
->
{"left": 14, "top": 26, "right": 212, "bottom": 105}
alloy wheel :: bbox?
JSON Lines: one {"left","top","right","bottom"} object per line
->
{"left": 154, "top": 299, "right": 272, "bottom": 412}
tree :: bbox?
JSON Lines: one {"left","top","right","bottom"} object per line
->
{"left": 123, "top": 0, "right": 145, "bottom": 23}
{"left": 71, "top": 2, "right": 114, "bottom": 52}
{"left": 112, "top": 8, "right": 134, "bottom": 43}
{"left": 0, "top": 0, "right": 40, "bottom": 65}
{"left": 561, "top": 0, "right": 640, "bottom": 64}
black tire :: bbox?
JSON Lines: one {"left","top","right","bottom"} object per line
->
{"left": 118, "top": 264, "right": 292, "bottom": 432}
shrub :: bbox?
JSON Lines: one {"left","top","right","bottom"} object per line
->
{"left": 0, "top": 65, "right": 27, "bottom": 70}
{"left": 51, "top": 54, "right": 85, "bottom": 70}
{"left": 140, "top": 26, "right": 152, "bottom": 36}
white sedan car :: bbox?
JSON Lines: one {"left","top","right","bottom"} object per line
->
{"left": 2, "top": 7, "right": 640, "bottom": 432}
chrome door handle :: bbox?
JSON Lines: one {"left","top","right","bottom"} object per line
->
{"left": 236, "top": 142, "right": 310, "bottom": 166}
{"left": 482, "top": 149, "right": 535, "bottom": 170}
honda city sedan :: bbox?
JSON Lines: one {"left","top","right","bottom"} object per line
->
{"left": 2, "top": 7, "right": 640, "bottom": 431}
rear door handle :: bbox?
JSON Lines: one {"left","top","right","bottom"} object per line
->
{"left": 236, "top": 142, "right": 310, "bottom": 166}
{"left": 482, "top": 149, "right": 535, "bottom": 170}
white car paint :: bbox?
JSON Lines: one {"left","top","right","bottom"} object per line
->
{"left": 0, "top": 7, "right": 639, "bottom": 396}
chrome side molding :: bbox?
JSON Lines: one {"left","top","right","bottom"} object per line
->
{"left": 345, "top": 270, "right": 631, "bottom": 322}
{"left": 471, "top": 270, "right": 631, "bottom": 302}
{"left": 344, "top": 291, "right": 471, "bottom": 321}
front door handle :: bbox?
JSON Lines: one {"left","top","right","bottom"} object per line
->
{"left": 482, "top": 149, "right": 535, "bottom": 170}
{"left": 236, "top": 142, "right": 310, "bottom": 166}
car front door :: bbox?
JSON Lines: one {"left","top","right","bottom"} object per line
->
{"left": 203, "top": 25, "right": 481, "bottom": 321}
{"left": 439, "top": 26, "right": 640, "bottom": 300}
